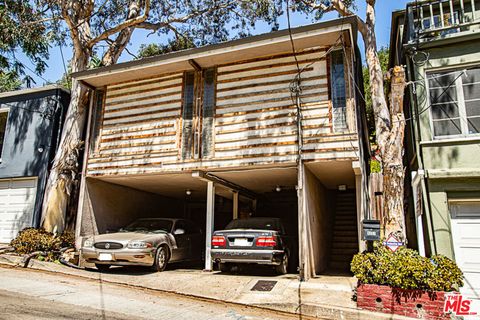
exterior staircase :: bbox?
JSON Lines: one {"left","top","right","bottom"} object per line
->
{"left": 328, "top": 191, "right": 359, "bottom": 273}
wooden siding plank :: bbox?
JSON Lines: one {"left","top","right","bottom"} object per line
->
{"left": 216, "top": 92, "right": 328, "bottom": 111}
{"left": 103, "top": 110, "right": 180, "bottom": 124}
{"left": 105, "top": 91, "right": 181, "bottom": 108}
{"left": 216, "top": 67, "right": 314, "bottom": 84}
{"left": 108, "top": 73, "right": 183, "bottom": 90}
{"left": 216, "top": 47, "right": 326, "bottom": 69}
{"left": 106, "top": 78, "right": 182, "bottom": 99}
{"left": 217, "top": 57, "right": 325, "bottom": 77}
{"left": 216, "top": 75, "right": 327, "bottom": 93}
{"left": 102, "top": 117, "right": 177, "bottom": 128}
{"left": 102, "top": 122, "right": 175, "bottom": 136}
{"left": 217, "top": 83, "right": 328, "bottom": 102}
{"left": 100, "top": 135, "right": 176, "bottom": 148}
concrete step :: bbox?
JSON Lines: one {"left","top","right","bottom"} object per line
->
{"left": 331, "top": 248, "right": 358, "bottom": 256}
{"left": 334, "top": 220, "right": 357, "bottom": 227}
{"left": 333, "top": 225, "right": 358, "bottom": 232}
{"left": 331, "top": 241, "right": 359, "bottom": 249}
{"left": 333, "top": 230, "right": 358, "bottom": 237}
{"left": 333, "top": 237, "right": 358, "bottom": 245}
{"left": 334, "top": 216, "right": 356, "bottom": 222}
{"left": 328, "top": 261, "right": 352, "bottom": 272}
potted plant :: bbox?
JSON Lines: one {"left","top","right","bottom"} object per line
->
{"left": 351, "top": 243, "right": 464, "bottom": 319}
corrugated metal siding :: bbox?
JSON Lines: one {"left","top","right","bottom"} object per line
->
{"left": 86, "top": 48, "right": 359, "bottom": 176}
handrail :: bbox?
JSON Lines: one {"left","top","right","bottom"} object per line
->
{"left": 406, "top": 0, "right": 480, "bottom": 42}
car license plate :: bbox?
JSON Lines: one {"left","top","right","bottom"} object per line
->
{"left": 233, "top": 238, "right": 249, "bottom": 246}
{"left": 98, "top": 253, "right": 113, "bottom": 261}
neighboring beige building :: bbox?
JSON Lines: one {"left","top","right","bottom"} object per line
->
{"left": 73, "top": 16, "right": 369, "bottom": 279}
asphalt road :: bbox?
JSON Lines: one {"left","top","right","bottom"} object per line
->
{"left": 0, "top": 266, "right": 300, "bottom": 320}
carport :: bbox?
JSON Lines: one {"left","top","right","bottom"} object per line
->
{"left": 77, "top": 165, "right": 301, "bottom": 272}
{"left": 77, "top": 161, "right": 362, "bottom": 277}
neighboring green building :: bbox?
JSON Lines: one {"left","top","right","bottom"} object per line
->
{"left": 391, "top": 0, "right": 480, "bottom": 300}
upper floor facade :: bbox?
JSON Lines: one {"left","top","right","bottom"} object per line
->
{"left": 74, "top": 17, "right": 366, "bottom": 178}
{"left": 391, "top": 1, "right": 480, "bottom": 174}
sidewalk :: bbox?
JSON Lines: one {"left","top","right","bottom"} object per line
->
{"left": 0, "top": 253, "right": 412, "bottom": 320}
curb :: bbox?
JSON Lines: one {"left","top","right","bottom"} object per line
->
{"left": 0, "top": 254, "right": 414, "bottom": 320}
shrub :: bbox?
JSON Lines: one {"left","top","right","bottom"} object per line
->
{"left": 351, "top": 242, "right": 463, "bottom": 292}
{"left": 10, "top": 228, "right": 75, "bottom": 261}
{"left": 370, "top": 159, "right": 381, "bottom": 173}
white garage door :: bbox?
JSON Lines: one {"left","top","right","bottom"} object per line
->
{"left": 0, "top": 178, "right": 37, "bottom": 243}
{"left": 450, "top": 202, "right": 480, "bottom": 300}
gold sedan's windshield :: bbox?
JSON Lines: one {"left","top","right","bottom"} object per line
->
{"left": 120, "top": 219, "right": 173, "bottom": 233}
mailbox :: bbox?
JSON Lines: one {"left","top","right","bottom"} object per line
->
{"left": 362, "top": 219, "right": 380, "bottom": 241}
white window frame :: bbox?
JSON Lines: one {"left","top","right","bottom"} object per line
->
{"left": 426, "top": 65, "right": 480, "bottom": 140}
{"left": 0, "top": 107, "right": 9, "bottom": 163}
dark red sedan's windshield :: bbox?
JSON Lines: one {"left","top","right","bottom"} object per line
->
{"left": 225, "top": 218, "right": 283, "bottom": 231}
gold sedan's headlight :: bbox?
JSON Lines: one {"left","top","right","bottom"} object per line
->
{"left": 127, "top": 241, "right": 152, "bottom": 249}
{"left": 83, "top": 238, "right": 94, "bottom": 248}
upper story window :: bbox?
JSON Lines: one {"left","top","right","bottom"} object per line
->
{"left": 330, "top": 50, "right": 347, "bottom": 132}
{"left": 0, "top": 109, "right": 9, "bottom": 161}
{"left": 428, "top": 67, "right": 480, "bottom": 138}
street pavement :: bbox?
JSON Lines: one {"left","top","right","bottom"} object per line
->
{"left": 0, "top": 266, "right": 302, "bottom": 320}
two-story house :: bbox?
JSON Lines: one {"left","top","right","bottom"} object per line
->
{"left": 0, "top": 85, "right": 69, "bottom": 243}
{"left": 72, "top": 16, "right": 369, "bottom": 279}
{"left": 391, "top": 0, "right": 480, "bottom": 299}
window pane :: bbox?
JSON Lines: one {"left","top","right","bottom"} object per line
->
{"left": 431, "top": 103, "right": 459, "bottom": 119}
{"left": 463, "top": 68, "right": 480, "bottom": 103}
{"left": 467, "top": 116, "right": 480, "bottom": 134}
{"left": 0, "top": 111, "right": 7, "bottom": 157}
{"left": 466, "top": 101, "right": 480, "bottom": 117}
{"left": 201, "top": 68, "right": 216, "bottom": 158}
{"left": 462, "top": 67, "right": 480, "bottom": 85}
{"left": 463, "top": 85, "right": 480, "bottom": 101}
{"left": 429, "top": 87, "right": 457, "bottom": 104}
{"left": 429, "top": 72, "right": 459, "bottom": 89}
{"left": 181, "top": 72, "right": 195, "bottom": 159}
{"left": 330, "top": 50, "right": 347, "bottom": 131}
{"left": 433, "top": 119, "right": 461, "bottom": 136}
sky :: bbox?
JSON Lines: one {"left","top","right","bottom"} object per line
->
{"left": 19, "top": 0, "right": 410, "bottom": 87}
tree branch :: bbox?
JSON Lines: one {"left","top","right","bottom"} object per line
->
{"left": 87, "top": 0, "right": 150, "bottom": 47}
{"left": 137, "top": 1, "right": 235, "bottom": 32}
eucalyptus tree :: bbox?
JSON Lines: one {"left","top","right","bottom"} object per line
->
{"left": 13, "top": 0, "right": 284, "bottom": 232}
{"left": 0, "top": 0, "right": 50, "bottom": 91}
{"left": 295, "top": 0, "right": 408, "bottom": 242}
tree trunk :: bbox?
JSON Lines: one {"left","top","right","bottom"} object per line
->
{"left": 383, "top": 66, "right": 407, "bottom": 241}
{"left": 362, "top": 0, "right": 407, "bottom": 242}
{"left": 41, "top": 52, "right": 90, "bottom": 233}
{"left": 40, "top": 2, "right": 140, "bottom": 233}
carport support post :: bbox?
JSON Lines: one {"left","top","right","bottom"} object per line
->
{"left": 205, "top": 181, "right": 215, "bottom": 271}
{"left": 233, "top": 191, "right": 239, "bottom": 219}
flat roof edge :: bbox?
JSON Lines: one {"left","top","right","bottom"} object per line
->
{"left": 72, "top": 16, "right": 358, "bottom": 82}
{"left": 0, "top": 84, "right": 70, "bottom": 100}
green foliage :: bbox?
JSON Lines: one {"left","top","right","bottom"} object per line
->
{"left": 0, "top": 71, "right": 22, "bottom": 93}
{"left": 362, "top": 47, "right": 390, "bottom": 144}
{"left": 137, "top": 37, "right": 196, "bottom": 59}
{"left": 10, "top": 228, "right": 75, "bottom": 261}
{"left": 370, "top": 159, "right": 381, "bottom": 173}
{"left": 0, "top": 0, "right": 51, "bottom": 89}
{"left": 351, "top": 243, "right": 463, "bottom": 291}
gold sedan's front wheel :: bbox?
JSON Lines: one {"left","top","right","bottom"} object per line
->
{"left": 152, "top": 246, "right": 169, "bottom": 272}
